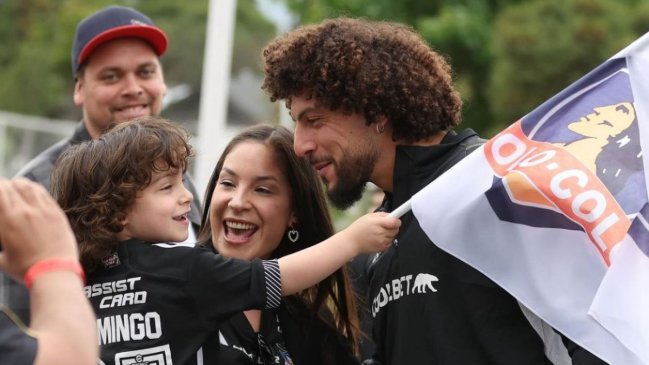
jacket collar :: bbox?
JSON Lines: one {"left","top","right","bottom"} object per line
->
{"left": 386, "top": 129, "right": 478, "bottom": 210}
{"left": 71, "top": 121, "right": 92, "bottom": 145}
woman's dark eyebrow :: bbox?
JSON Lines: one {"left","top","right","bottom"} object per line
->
{"left": 221, "top": 167, "right": 279, "bottom": 183}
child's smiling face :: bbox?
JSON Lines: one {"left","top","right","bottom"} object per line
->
{"left": 118, "top": 166, "right": 193, "bottom": 243}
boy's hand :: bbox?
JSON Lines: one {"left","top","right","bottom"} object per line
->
{"left": 344, "top": 212, "right": 401, "bottom": 255}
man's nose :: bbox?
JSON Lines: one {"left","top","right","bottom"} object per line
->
{"left": 122, "top": 73, "right": 144, "bottom": 96}
{"left": 293, "top": 123, "right": 316, "bottom": 157}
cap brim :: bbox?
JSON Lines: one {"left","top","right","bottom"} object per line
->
{"left": 78, "top": 24, "right": 168, "bottom": 66}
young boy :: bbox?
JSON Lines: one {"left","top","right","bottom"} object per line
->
{"left": 50, "top": 116, "right": 399, "bottom": 365}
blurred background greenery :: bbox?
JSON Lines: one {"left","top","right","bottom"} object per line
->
{"left": 3, "top": 0, "right": 649, "bottom": 135}
{"left": 1, "top": 0, "right": 648, "bottom": 226}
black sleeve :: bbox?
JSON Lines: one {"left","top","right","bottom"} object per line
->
{"left": 187, "top": 249, "right": 281, "bottom": 323}
{"left": 0, "top": 307, "right": 37, "bottom": 365}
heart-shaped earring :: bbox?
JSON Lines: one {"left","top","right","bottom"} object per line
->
{"left": 287, "top": 228, "right": 299, "bottom": 243}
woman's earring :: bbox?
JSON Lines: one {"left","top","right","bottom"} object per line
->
{"left": 287, "top": 227, "right": 299, "bottom": 243}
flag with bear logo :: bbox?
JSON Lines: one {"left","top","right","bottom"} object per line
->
{"left": 406, "top": 32, "right": 649, "bottom": 364}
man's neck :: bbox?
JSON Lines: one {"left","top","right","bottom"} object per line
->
{"left": 83, "top": 120, "right": 102, "bottom": 140}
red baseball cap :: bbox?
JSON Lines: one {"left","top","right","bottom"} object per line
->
{"left": 71, "top": 6, "right": 168, "bottom": 76}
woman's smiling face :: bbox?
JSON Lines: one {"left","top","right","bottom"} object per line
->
{"left": 209, "top": 141, "right": 295, "bottom": 260}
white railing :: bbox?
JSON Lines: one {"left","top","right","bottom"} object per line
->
{"left": 0, "top": 111, "right": 77, "bottom": 178}
{"left": 0, "top": 110, "right": 243, "bottom": 194}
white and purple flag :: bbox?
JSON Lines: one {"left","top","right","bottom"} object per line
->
{"left": 403, "top": 32, "right": 649, "bottom": 364}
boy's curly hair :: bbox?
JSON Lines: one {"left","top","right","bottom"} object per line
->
{"left": 50, "top": 117, "right": 193, "bottom": 273}
{"left": 262, "top": 17, "right": 462, "bottom": 143}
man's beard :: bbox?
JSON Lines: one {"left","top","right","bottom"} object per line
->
{"left": 325, "top": 148, "right": 378, "bottom": 210}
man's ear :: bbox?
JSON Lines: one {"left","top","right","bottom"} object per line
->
{"left": 73, "top": 79, "right": 84, "bottom": 107}
{"left": 376, "top": 115, "right": 389, "bottom": 132}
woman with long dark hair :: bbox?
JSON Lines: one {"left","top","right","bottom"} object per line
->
{"left": 198, "top": 124, "right": 362, "bottom": 364}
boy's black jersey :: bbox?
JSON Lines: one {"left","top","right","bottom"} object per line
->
{"left": 368, "top": 129, "right": 553, "bottom": 364}
{"left": 86, "top": 239, "right": 281, "bottom": 365}
{"left": 3, "top": 122, "right": 204, "bottom": 326}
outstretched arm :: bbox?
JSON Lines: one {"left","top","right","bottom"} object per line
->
{"left": 278, "top": 212, "right": 399, "bottom": 295}
{"left": 0, "top": 178, "right": 97, "bottom": 365}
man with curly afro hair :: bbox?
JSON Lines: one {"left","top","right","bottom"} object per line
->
{"left": 262, "top": 17, "right": 606, "bottom": 365}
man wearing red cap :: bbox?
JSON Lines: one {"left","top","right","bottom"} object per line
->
{"left": 17, "top": 5, "right": 171, "bottom": 188}
{"left": 69, "top": 5, "right": 168, "bottom": 141}
{"left": 6, "top": 5, "right": 201, "bottom": 323}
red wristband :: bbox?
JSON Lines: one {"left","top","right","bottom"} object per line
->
{"left": 24, "top": 259, "right": 86, "bottom": 289}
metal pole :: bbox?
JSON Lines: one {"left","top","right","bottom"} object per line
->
{"left": 195, "top": 0, "right": 237, "bottom": 195}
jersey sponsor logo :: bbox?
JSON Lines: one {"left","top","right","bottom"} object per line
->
{"left": 102, "top": 253, "right": 121, "bottom": 269}
{"left": 97, "top": 312, "right": 162, "bottom": 345}
{"left": 85, "top": 277, "right": 142, "bottom": 298}
{"left": 412, "top": 273, "right": 439, "bottom": 293}
{"left": 114, "top": 344, "right": 172, "bottom": 364}
{"left": 483, "top": 68, "right": 645, "bottom": 265}
{"left": 371, "top": 273, "right": 439, "bottom": 317}
{"left": 99, "top": 290, "right": 148, "bottom": 309}
{"left": 86, "top": 277, "right": 148, "bottom": 309}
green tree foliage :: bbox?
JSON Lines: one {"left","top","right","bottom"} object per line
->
{"left": 137, "top": 1, "right": 209, "bottom": 93}
{"left": 416, "top": 5, "right": 493, "bottom": 134}
{"left": 0, "top": 0, "right": 75, "bottom": 117}
{"left": 233, "top": 0, "right": 278, "bottom": 73}
{"left": 489, "top": 0, "right": 649, "bottom": 133}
